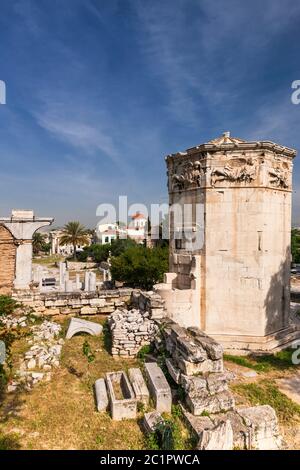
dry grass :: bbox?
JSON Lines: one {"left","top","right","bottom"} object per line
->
{"left": 3, "top": 316, "right": 298, "bottom": 450}
{"left": 0, "top": 317, "right": 146, "bottom": 450}
{"left": 32, "top": 255, "right": 64, "bottom": 267}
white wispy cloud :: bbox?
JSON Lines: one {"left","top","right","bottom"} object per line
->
{"left": 36, "top": 111, "right": 119, "bottom": 162}
{"left": 134, "top": 0, "right": 300, "bottom": 129}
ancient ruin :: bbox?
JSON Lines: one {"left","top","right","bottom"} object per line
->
{"left": 156, "top": 132, "right": 300, "bottom": 353}
{"left": 0, "top": 210, "right": 53, "bottom": 294}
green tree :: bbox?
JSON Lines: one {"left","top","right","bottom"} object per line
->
{"left": 32, "top": 232, "right": 50, "bottom": 255}
{"left": 110, "top": 245, "right": 168, "bottom": 290}
{"left": 110, "top": 238, "right": 137, "bottom": 257}
{"left": 60, "top": 221, "right": 90, "bottom": 260}
{"left": 291, "top": 229, "right": 300, "bottom": 263}
{"left": 78, "top": 239, "right": 137, "bottom": 263}
{"left": 78, "top": 244, "right": 110, "bottom": 263}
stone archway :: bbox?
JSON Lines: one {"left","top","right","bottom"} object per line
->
{"left": 0, "top": 224, "right": 16, "bottom": 295}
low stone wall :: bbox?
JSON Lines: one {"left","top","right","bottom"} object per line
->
{"left": 108, "top": 308, "right": 159, "bottom": 357}
{"left": 66, "top": 261, "right": 97, "bottom": 271}
{"left": 108, "top": 290, "right": 166, "bottom": 357}
{"left": 130, "top": 290, "right": 166, "bottom": 319}
{"left": 12, "top": 288, "right": 133, "bottom": 316}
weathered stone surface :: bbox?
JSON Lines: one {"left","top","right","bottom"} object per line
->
{"left": 176, "top": 336, "right": 207, "bottom": 363}
{"left": 182, "top": 408, "right": 214, "bottom": 438}
{"left": 211, "top": 410, "right": 250, "bottom": 450}
{"left": 143, "top": 411, "right": 164, "bottom": 433}
{"left": 163, "top": 134, "right": 297, "bottom": 354}
{"left": 188, "top": 327, "right": 223, "bottom": 360}
{"left": 206, "top": 372, "right": 230, "bottom": 394}
{"left": 165, "top": 358, "right": 181, "bottom": 384}
{"left": 180, "top": 375, "right": 207, "bottom": 398}
{"left": 186, "top": 390, "right": 235, "bottom": 416}
{"left": 108, "top": 307, "right": 158, "bottom": 357}
{"left": 7, "top": 319, "right": 63, "bottom": 391}
{"left": 177, "top": 357, "right": 223, "bottom": 375}
{"left": 95, "top": 378, "right": 109, "bottom": 412}
{"left": 236, "top": 405, "right": 281, "bottom": 450}
{"left": 145, "top": 362, "right": 172, "bottom": 413}
{"left": 106, "top": 371, "right": 137, "bottom": 420}
{"left": 66, "top": 317, "right": 103, "bottom": 339}
{"left": 0, "top": 211, "right": 53, "bottom": 291}
{"left": 197, "top": 420, "right": 233, "bottom": 450}
{"left": 12, "top": 289, "right": 133, "bottom": 317}
{"left": 0, "top": 224, "right": 16, "bottom": 295}
{"left": 128, "top": 368, "right": 149, "bottom": 406}
{"left": 80, "top": 306, "right": 97, "bottom": 315}
{"left": 90, "top": 298, "right": 106, "bottom": 307}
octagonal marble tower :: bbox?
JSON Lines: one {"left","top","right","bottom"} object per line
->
{"left": 156, "top": 132, "right": 299, "bottom": 353}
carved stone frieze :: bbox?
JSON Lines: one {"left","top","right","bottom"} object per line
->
{"left": 210, "top": 158, "right": 256, "bottom": 187}
{"left": 171, "top": 160, "right": 206, "bottom": 191}
{"left": 268, "top": 167, "right": 289, "bottom": 189}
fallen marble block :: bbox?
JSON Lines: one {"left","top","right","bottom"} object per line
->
{"left": 106, "top": 371, "right": 137, "bottom": 420}
{"left": 186, "top": 390, "right": 235, "bottom": 416}
{"left": 176, "top": 336, "right": 207, "bottom": 363}
{"left": 165, "top": 358, "right": 181, "bottom": 384}
{"left": 197, "top": 420, "right": 233, "bottom": 450}
{"left": 211, "top": 410, "right": 251, "bottom": 450}
{"left": 180, "top": 374, "right": 208, "bottom": 398}
{"left": 95, "top": 378, "right": 109, "bottom": 412}
{"left": 143, "top": 411, "right": 164, "bottom": 433}
{"left": 236, "top": 405, "right": 282, "bottom": 450}
{"left": 66, "top": 317, "right": 103, "bottom": 339}
{"left": 128, "top": 368, "right": 149, "bottom": 406}
{"left": 177, "top": 357, "right": 223, "bottom": 375}
{"left": 206, "top": 372, "right": 231, "bottom": 394}
{"left": 187, "top": 327, "right": 223, "bottom": 361}
{"left": 145, "top": 362, "right": 172, "bottom": 413}
{"left": 182, "top": 407, "right": 214, "bottom": 438}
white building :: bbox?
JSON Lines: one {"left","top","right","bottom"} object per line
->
{"left": 127, "top": 212, "right": 147, "bottom": 243}
{"left": 95, "top": 213, "right": 147, "bottom": 245}
{"left": 50, "top": 229, "right": 91, "bottom": 256}
{"left": 95, "top": 223, "right": 126, "bottom": 245}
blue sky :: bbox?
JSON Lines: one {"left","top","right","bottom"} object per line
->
{"left": 1, "top": 0, "right": 300, "bottom": 227}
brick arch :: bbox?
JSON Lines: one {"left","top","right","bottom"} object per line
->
{"left": 0, "top": 224, "right": 16, "bottom": 295}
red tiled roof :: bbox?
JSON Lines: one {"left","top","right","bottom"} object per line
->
{"left": 130, "top": 212, "right": 146, "bottom": 220}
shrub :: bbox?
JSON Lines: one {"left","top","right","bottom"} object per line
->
{"left": 111, "top": 246, "right": 168, "bottom": 290}
{"left": 146, "top": 418, "right": 183, "bottom": 450}
{"left": 137, "top": 344, "right": 153, "bottom": 362}
{"left": 0, "top": 298, "right": 31, "bottom": 386}
{"left": 110, "top": 239, "right": 137, "bottom": 257}
{"left": 0, "top": 296, "right": 21, "bottom": 317}
{"left": 78, "top": 244, "right": 110, "bottom": 263}
{"left": 78, "top": 239, "right": 137, "bottom": 263}
{"left": 291, "top": 229, "right": 300, "bottom": 263}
